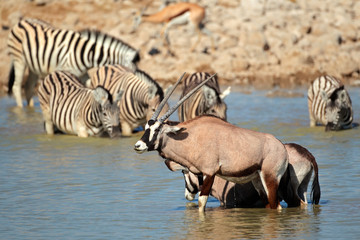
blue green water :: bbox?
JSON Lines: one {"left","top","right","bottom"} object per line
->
{"left": 1, "top": 88, "right": 359, "bottom": 239}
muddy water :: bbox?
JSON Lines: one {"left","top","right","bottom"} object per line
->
{"left": 1, "top": 88, "right": 359, "bottom": 239}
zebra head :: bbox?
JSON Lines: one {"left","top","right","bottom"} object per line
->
{"left": 325, "top": 86, "right": 353, "bottom": 131}
{"left": 93, "top": 87, "right": 123, "bottom": 138}
{"left": 203, "top": 85, "right": 228, "bottom": 120}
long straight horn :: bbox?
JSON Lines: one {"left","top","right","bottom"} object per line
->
{"left": 158, "top": 73, "right": 217, "bottom": 123}
{"left": 150, "top": 72, "right": 186, "bottom": 121}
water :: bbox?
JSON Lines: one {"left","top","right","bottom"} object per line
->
{"left": 1, "top": 88, "right": 360, "bottom": 239}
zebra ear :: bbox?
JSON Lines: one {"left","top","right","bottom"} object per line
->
{"left": 93, "top": 87, "right": 110, "bottom": 106}
{"left": 320, "top": 90, "right": 328, "bottom": 101}
{"left": 203, "top": 85, "right": 217, "bottom": 108}
{"left": 114, "top": 90, "right": 124, "bottom": 104}
{"left": 148, "top": 85, "right": 157, "bottom": 99}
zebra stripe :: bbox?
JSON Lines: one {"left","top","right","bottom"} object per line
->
{"left": 178, "top": 72, "right": 228, "bottom": 122}
{"left": 308, "top": 75, "right": 353, "bottom": 130}
{"left": 7, "top": 18, "right": 139, "bottom": 107}
{"left": 89, "top": 64, "right": 165, "bottom": 136}
{"left": 37, "top": 71, "right": 122, "bottom": 138}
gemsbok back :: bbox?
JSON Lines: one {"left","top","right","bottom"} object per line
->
{"left": 38, "top": 71, "right": 123, "bottom": 138}
{"left": 178, "top": 72, "right": 230, "bottom": 122}
{"left": 134, "top": 73, "right": 289, "bottom": 211}
{"left": 178, "top": 143, "right": 320, "bottom": 208}
{"left": 308, "top": 75, "right": 353, "bottom": 131}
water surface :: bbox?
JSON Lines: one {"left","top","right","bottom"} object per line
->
{"left": 1, "top": 88, "right": 359, "bottom": 239}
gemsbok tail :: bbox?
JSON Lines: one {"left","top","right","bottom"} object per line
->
{"left": 8, "top": 63, "right": 15, "bottom": 95}
{"left": 310, "top": 154, "right": 321, "bottom": 204}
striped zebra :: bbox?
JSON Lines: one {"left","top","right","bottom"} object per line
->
{"left": 88, "top": 64, "right": 168, "bottom": 136}
{"left": 37, "top": 71, "right": 123, "bottom": 138}
{"left": 308, "top": 75, "right": 353, "bottom": 131}
{"left": 178, "top": 72, "right": 230, "bottom": 122}
{"left": 7, "top": 18, "right": 139, "bottom": 108}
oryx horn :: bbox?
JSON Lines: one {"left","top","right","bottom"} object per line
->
{"left": 158, "top": 73, "right": 217, "bottom": 123}
{"left": 150, "top": 72, "right": 186, "bottom": 121}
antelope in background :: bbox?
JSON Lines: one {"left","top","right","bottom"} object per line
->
{"left": 132, "top": 2, "right": 214, "bottom": 52}
{"left": 134, "top": 73, "right": 289, "bottom": 211}
{"left": 178, "top": 143, "right": 320, "bottom": 208}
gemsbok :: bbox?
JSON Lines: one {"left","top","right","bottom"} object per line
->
{"left": 132, "top": 2, "right": 214, "bottom": 52}
{"left": 134, "top": 73, "right": 289, "bottom": 211}
{"left": 178, "top": 143, "right": 320, "bottom": 208}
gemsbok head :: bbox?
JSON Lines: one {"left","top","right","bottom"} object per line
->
{"left": 134, "top": 72, "right": 289, "bottom": 212}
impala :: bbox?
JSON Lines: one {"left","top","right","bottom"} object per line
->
{"left": 132, "top": 2, "right": 214, "bottom": 52}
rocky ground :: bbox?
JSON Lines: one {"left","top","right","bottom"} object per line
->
{"left": 1, "top": 0, "right": 360, "bottom": 96}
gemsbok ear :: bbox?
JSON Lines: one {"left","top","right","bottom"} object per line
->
{"left": 93, "top": 87, "right": 110, "bottom": 106}
{"left": 163, "top": 126, "right": 186, "bottom": 135}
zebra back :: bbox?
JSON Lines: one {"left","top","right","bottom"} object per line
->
{"left": 89, "top": 65, "right": 160, "bottom": 136}
{"left": 178, "top": 72, "right": 227, "bottom": 122}
{"left": 38, "top": 71, "right": 122, "bottom": 137}
{"left": 308, "top": 75, "right": 353, "bottom": 130}
{"left": 7, "top": 18, "right": 139, "bottom": 107}
{"left": 79, "top": 29, "right": 139, "bottom": 70}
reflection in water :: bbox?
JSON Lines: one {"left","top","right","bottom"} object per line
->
{"left": 1, "top": 89, "right": 360, "bottom": 239}
{"left": 180, "top": 206, "right": 322, "bottom": 239}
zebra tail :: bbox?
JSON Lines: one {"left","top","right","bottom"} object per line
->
{"left": 8, "top": 63, "right": 15, "bottom": 96}
{"left": 310, "top": 158, "right": 321, "bottom": 205}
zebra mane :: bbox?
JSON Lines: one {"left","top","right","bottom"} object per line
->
{"left": 183, "top": 73, "right": 221, "bottom": 97}
{"left": 135, "top": 69, "right": 164, "bottom": 99}
{"left": 79, "top": 29, "right": 138, "bottom": 52}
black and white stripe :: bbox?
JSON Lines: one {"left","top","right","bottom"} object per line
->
{"left": 89, "top": 64, "right": 166, "bottom": 136}
{"left": 308, "top": 75, "right": 353, "bottom": 131}
{"left": 7, "top": 18, "right": 139, "bottom": 107}
{"left": 178, "top": 72, "right": 229, "bottom": 122}
{"left": 37, "top": 71, "right": 122, "bottom": 138}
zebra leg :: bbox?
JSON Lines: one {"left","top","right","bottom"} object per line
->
{"left": 12, "top": 61, "right": 26, "bottom": 108}
{"left": 24, "top": 71, "right": 38, "bottom": 107}
{"left": 120, "top": 121, "right": 133, "bottom": 137}
{"left": 308, "top": 100, "right": 316, "bottom": 127}
{"left": 42, "top": 107, "right": 54, "bottom": 135}
{"left": 77, "top": 126, "right": 89, "bottom": 138}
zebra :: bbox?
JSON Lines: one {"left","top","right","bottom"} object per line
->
{"left": 178, "top": 72, "right": 230, "bottom": 122}
{"left": 7, "top": 18, "right": 139, "bottom": 108}
{"left": 37, "top": 71, "right": 123, "bottom": 138}
{"left": 88, "top": 64, "right": 169, "bottom": 136}
{"left": 308, "top": 75, "right": 353, "bottom": 131}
